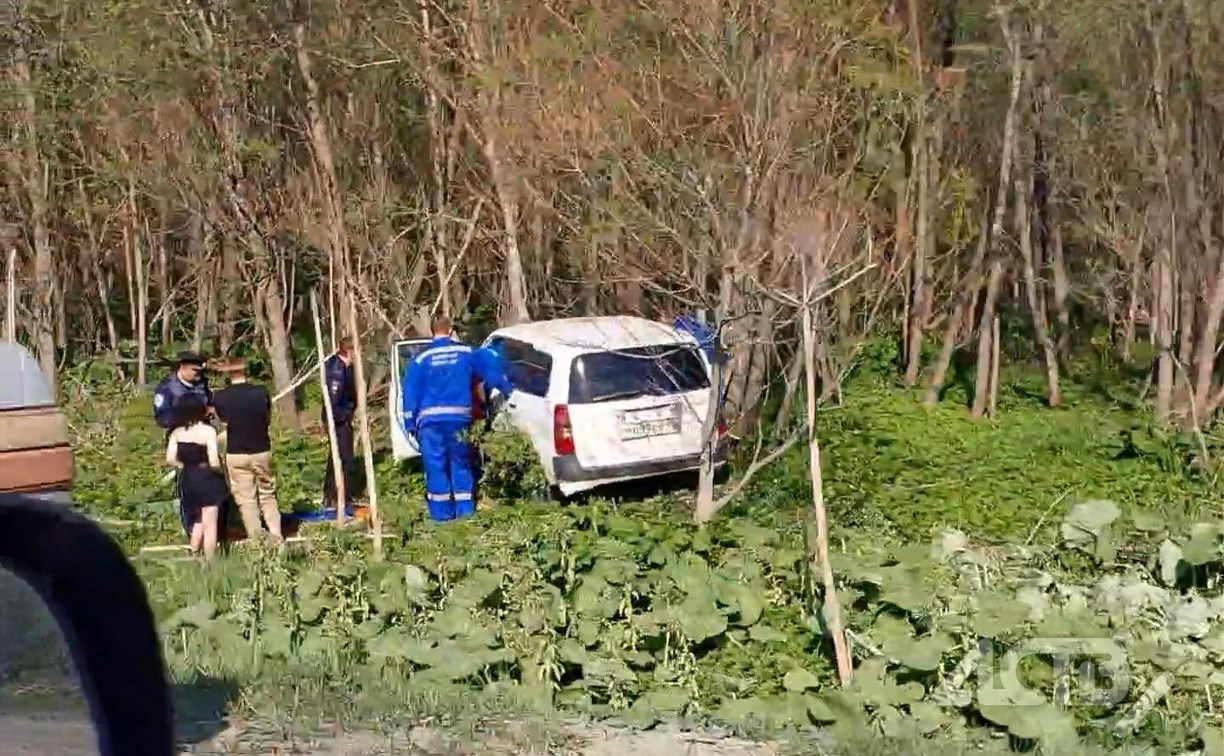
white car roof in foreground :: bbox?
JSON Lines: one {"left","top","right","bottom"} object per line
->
{"left": 0, "top": 342, "right": 55, "bottom": 409}
{"left": 492, "top": 316, "right": 698, "bottom": 357}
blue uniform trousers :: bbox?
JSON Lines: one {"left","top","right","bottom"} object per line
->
{"left": 418, "top": 420, "right": 475, "bottom": 522}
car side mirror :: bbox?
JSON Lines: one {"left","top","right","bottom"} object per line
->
{"left": 0, "top": 495, "right": 174, "bottom": 755}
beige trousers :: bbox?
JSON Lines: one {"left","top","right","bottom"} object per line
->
{"left": 226, "top": 451, "right": 282, "bottom": 540}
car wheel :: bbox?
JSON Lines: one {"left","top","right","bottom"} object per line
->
{"left": 545, "top": 485, "right": 573, "bottom": 504}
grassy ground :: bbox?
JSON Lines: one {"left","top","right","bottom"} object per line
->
{"left": 33, "top": 358, "right": 1224, "bottom": 754}
{"left": 65, "top": 358, "right": 1219, "bottom": 551}
{"left": 756, "top": 377, "right": 1217, "bottom": 543}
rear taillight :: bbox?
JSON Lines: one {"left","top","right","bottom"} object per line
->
{"left": 717, "top": 420, "right": 727, "bottom": 438}
{"left": 553, "top": 404, "right": 575, "bottom": 456}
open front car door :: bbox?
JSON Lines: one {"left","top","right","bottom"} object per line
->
{"left": 388, "top": 337, "right": 433, "bottom": 461}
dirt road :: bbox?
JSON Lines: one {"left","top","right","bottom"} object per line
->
{"left": 0, "top": 708, "right": 783, "bottom": 756}
{"left": 0, "top": 711, "right": 97, "bottom": 755}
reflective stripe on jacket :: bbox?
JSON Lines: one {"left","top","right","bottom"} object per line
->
{"left": 401, "top": 338, "right": 512, "bottom": 431}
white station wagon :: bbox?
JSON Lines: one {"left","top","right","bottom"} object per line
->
{"left": 388, "top": 315, "right": 728, "bottom": 496}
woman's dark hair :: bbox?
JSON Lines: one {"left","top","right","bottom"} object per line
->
{"left": 170, "top": 394, "right": 208, "bottom": 429}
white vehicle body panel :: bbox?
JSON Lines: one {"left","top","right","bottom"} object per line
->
{"left": 387, "top": 337, "right": 433, "bottom": 461}
{"left": 482, "top": 316, "right": 724, "bottom": 496}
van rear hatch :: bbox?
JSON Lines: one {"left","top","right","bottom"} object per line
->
{"left": 563, "top": 343, "right": 712, "bottom": 469}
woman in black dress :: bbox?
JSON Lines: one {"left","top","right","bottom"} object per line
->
{"left": 165, "top": 396, "right": 229, "bottom": 557}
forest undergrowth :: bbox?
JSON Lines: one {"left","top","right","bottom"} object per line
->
{"left": 49, "top": 358, "right": 1224, "bottom": 754}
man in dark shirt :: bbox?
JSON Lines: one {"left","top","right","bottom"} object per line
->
{"left": 322, "top": 337, "right": 357, "bottom": 511}
{"left": 211, "top": 358, "right": 281, "bottom": 543}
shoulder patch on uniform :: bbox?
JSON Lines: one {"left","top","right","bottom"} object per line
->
{"left": 153, "top": 393, "right": 166, "bottom": 408}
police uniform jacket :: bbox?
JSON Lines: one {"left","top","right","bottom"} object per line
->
{"left": 152, "top": 374, "right": 212, "bottom": 430}
{"left": 323, "top": 354, "right": 357, "bottom": 425}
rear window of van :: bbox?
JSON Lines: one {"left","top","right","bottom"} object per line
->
{"left": 568, "top": 344, "right": 710, "bottom": 404}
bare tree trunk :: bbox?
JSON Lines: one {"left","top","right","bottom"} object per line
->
{"left": 1191, "top": 238, "right": 1224, "bottom": 411}
{"left": 206, "top": 254, "right": 220, "bottom": 349}
{"left": 77, "top": 179, "right": 120, "bottom": 360}
{"left": 92, "top": 257, "right": 119, "bottom": 360}
{"left": 903, "top": 0, "right": 929, "bottom": 387}
{"left": 1146, "top": 6, "right": 1177, "bottom": 420}
{"left": 928, "top": 13, "right": 1023, "bottom": 407}
{"left": 585, "top": 237, "right": 599, "bottom": 314}
{"left": 262, "top": 271, "right": 301, "bottom": 429}
{"left": 347, "top": 296, "right": 382, "bottom": 556}
{"left": 294, "top": 17, "right": 352, "bottom": 325}
{"left": 1155, "top": 244, "right": 1175, "bottom": 420}
{"left": 52, "top": 266, "right": 66, "bottom": 352}
{"left": 735, "top": 303, "right": 776, "bottom": 434}
{"left": 774, "top": 348, "right": 805, "bottom": 431}
{"left": 483, "top": 133, "right": 531, "bottom": 324}
{"left": 157, "top": 230, "right": 172, "bottom": 348}
{"left": 1121, "top": 244, "right": 1141, "bottom": 363}
{"left": 5, "top": 249, "right": 16, "bottom": 343}
{"left": 127, "top": 182, "right": 149, "bottom": 386}
{"left": 968, "top": 10, "right": 1024, "bottom": 419}
{"left": 418, "top": 0, "right": 454, "bottom": 318}
{"left": 693, "top": 256, "right": 735, "bottom": 523}
{"left": 1030, "top": 18, "right": 1070, "bottom": 365}
{"left": 1016, "top": 163, "right": 1061, "bottom": 406}
{"left": 192, "top": 2, "right": 297, "bottom": 415}
{"left": 1051, "top": 226, "right": 1071, "bottom": 357}
{"left": 801, "top": 249, "right": 852, "bottom": 685}
{"left": 903, "top": 139, "right": 930, "bottom": 386}
{"left": 1176, "top": 271, "right": 1196, "bottom": 371}
{"left": 988, "top": 313, "right": 1001, "bottom": 416}
{"left": 895, "top": 188, "right": 914, "bottom": 373}
{"left": 970, "top": 260, "right": 1005, "bottom": 419}
{"left": 189, "top": 211, "right": 212, "bottom": 352}
{"left": 218, "top": 238, "right": 238, "bottom": 353}
{"left": 11, "top": 28, "right": 57, "bottom": 389}
{"left": 926, "top": 219, "right": 988, "bottom": 406}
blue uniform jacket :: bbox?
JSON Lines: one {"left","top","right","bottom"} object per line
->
{"left": 323, "top": 354, "right": 357, "bottom": 425}
{"left": 152, "top": 374, "right": 212, "bottom": 430}
{"left": 673, "top": 315, "right": 717, "bottom": 364}
{"left": 401, "top": 337, "right": 513, "bottom": 433}
{"left": 673, "top": 314, "right": 729, "bottom": 409}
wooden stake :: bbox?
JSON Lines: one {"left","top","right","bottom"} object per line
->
{"left": 327, "top": 255, "right": 337, "bottom": 352}
{"left": 310, "top": 290, "right": 347, "bottom": 525}
{"left": 5, "top": 248, "right": 15, "bottom": 342}
{"left": 989, "top": 313, "right": 1001, "bottom": 417}
{"left": 801, "top": 251, "right": 853, "bottom": 685}
{"left": 129, "top": 181, "right": 148, "bottom": 387}
{"left": 346, "top": 295, "right": 383, "bottom": 558}
{"left": 136, "top": 532, "right": 378, "bottom": 558}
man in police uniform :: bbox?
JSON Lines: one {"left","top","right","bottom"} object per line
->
{"left": 322, "top": 337, "right": 357, "bottom": 511}
{"left": 153, "top": 351, "right": 213, "bottom": 430}
{"left": 152, "top": 351, "right": 214, "bottom": 535}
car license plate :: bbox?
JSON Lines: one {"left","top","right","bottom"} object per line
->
{"left": 619, "top": 407, "right": 680, "bottom": 440}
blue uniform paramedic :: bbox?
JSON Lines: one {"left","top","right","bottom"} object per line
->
{"left": 673, "top": 312, "right": 729, "bottom": 413}
{"left": 322, "top": 337, "right": 357, "bottom": 511}
{"left": 152, "top": 351, "right": 214, "bottom": 534}
{"left": 401, "top": 317, "right": 514, "bottom": 522}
